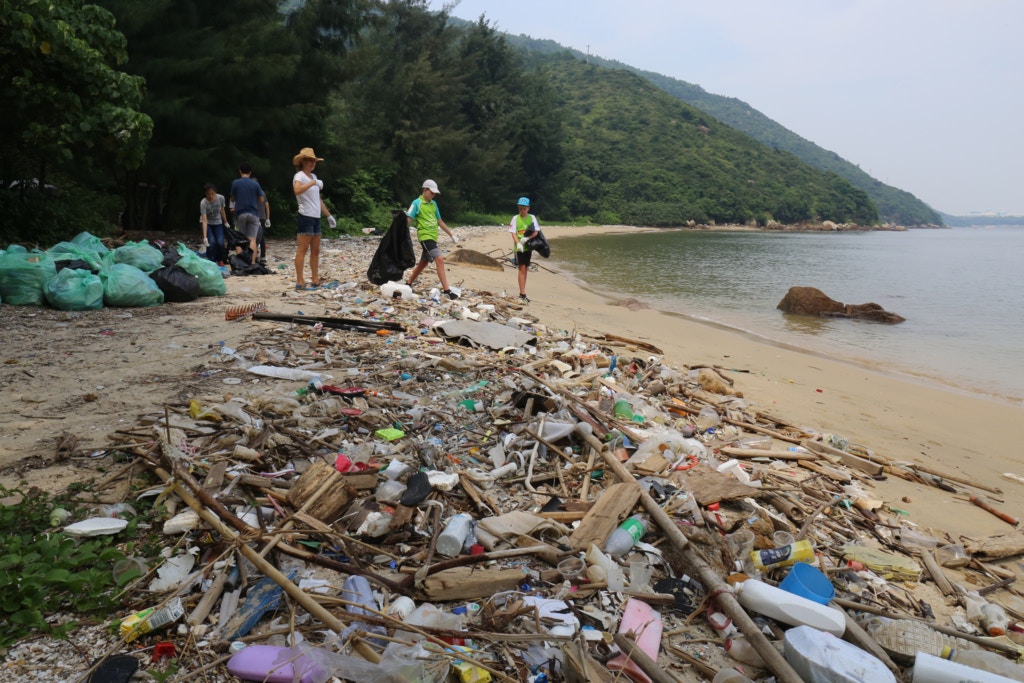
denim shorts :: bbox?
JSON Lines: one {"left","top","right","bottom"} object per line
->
{"left": 296, "top": 214, "right": 322, "bottom": 235}
{"left": 419, "top": 239, "right": 441, "bottom": 262}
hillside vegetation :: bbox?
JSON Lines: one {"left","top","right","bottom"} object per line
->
{"left": 543, "top": 56, "right": 876, "bottom": 226}
{"left": 508, "top": 34, "right": 942, "bottom": 226}
{"left": 2, "top": 0, "right": 881, "bottom": 245}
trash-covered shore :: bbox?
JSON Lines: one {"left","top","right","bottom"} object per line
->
{"left": 4, "top": 232, "right": 1024, "bottom": 683}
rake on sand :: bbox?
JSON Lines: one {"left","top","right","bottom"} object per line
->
{"left": 225, "top": 303, "right": 404, "bottom": 334}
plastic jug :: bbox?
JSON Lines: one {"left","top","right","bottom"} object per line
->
{"left": 784, "top": 625, "right": 895, "bottom": 683}
{"left": 735, "top": 579, "right": 846, "bottom": 636}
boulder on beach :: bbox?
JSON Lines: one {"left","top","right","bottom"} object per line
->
{"left": 777, "top": 286, "right": 905, "bottom": 323}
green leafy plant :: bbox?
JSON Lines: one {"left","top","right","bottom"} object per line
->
{"left": 0, "top": 487, "right": 127, "bottom": 647}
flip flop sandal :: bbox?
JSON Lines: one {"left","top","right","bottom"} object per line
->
{"left": 87, "top": 654, "right": 139, "bottom": 683}
{"left": 399, "top": 471, "right": 433, "bottom": 507}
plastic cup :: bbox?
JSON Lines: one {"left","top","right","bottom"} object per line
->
{"left": 557, "top": 557, "right": 585, "bottom": 582}
{"left": 779, "top": 562, "right": 835, "bottom": 605}
{"left": 773, "top": 531, "right": 796, "bottom": 547}
{"left": 726, "top": 529, "right": 755, "bottom": 559}
{"left": 112, "top": 557, "right": 147, "bottom": 585}
{"left": 935, "top": 543, "right": 969, "bottom": 568}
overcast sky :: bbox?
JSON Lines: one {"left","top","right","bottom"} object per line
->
{"left": 430, "top": 0, "right": 1024, "bottom": 216}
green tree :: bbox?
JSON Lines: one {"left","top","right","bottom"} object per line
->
{"left": 0, "top": 0, "right": 151, "bottom": 243}
{"left": 96, "top": 0, "right": 317, "bottom": 230}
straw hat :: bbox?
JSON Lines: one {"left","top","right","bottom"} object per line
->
{"left": 293, "top": 147, "right": 324, "bottom": 166}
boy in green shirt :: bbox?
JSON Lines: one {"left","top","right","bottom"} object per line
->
{"left": 406, "top": 179, "right": 460, "bottom": 299}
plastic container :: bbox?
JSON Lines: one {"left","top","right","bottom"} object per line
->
{"left": 749, "top": 539, "right": 815, "bottom": 571}
{"left": 736, "top": 579, "right": 845, "bottom": 636}
{"left": 375, "top": 479, "right": 407, "bottom": 504}
{"left": 778, "top": 562, "right": 835, "bottom": 605}
{"left": 942, "top": 647, "right": 1024, "bottom": 682}
{"left": 784, "top": 625, "right": 895, "bottom": 683}
{"left": 436, "top": 513, "right": 474, "bottom": 557}
{"left": 914, "top": 651, "right": 1020, "bottom": 683}
{"left": 380, "top": 281, "right": 414, "bottom": 300}
{"left": 713, "top": 668, "right": 755, "bottom": 683}
{"left": 694, "top": 406, "right": 721, "bottom": 431}
{"left": 934, "top": 544, "right": 970, "bottom": 568}
{"left": 862, "top": 616, "right": 975, "bottom": 665}
{"left": 724, "top": 637, "right": 765, "bottom": 667}
{"left": 226, "top": 645, "right": 326, "bottom": 683}
{"left": 737, "top": 435, "right": 772, "bottom": 450}
{"left": 557, "top": 557, "right": 585, "bottom": 582}
{"left": 603, "top": 514, "right": 647, "bottom": 557}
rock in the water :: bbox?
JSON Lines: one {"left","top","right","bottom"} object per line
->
{"left": 777, "top": 286, "right": 904, "bottom": 323}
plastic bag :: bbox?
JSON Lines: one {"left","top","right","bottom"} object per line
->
{"left": 113, "top": 240, "right": 164, "bottom": 273}
{"left": 150, "top": 264, "right": 201, "bottom": 303}
{"left": 44, "top": 267, "right": 104, "bottom": 310}
{"left": 100, "top": 263, "right": 165, "bottom": 307}
{"left": 0, "top": 250, "right": 57, "bottom": 305}
{"left": 367, "top": 210, "right": 416, "bottom": 285}
{"left": 175, "top": 245, "right": 226, "bottom": 296}
{"left": 48, "top": 241, "right": 104, "bottom": 272}
{"left": 71, "top": 231, "right": 109, "bottom": 255}
{"left": 525, "top": 230, "right": 551, "bottom": 258}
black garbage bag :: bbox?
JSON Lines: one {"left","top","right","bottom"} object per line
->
{"left": 150, "top": 264, "right": 201, "bottom": 302}
{"left": 159, "top": 242, "right": 182, "bottom": 267}
{"left": 525, "top": 230, "right": 551, "bottom": 258}
{"left": 227, "top": 252, "right": 273, "bottom": 275}
{"left": 367, "top": 210, "right": 416, "bottom": 285}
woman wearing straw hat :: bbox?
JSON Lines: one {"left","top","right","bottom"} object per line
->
{"left": 292, "top": 147, "right": 335, "bottom": 290}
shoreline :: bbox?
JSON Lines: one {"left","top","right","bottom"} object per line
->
{"left": 452, "top": 224, "right": 1024, "bottom": 539}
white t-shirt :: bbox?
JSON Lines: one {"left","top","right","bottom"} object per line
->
{"left": 293, "top": 171, "right": 321, "bottom": 218}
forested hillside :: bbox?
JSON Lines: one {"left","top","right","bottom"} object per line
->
{"left": 543, "top": 56, "right": 876, "bottom": 226}
{"left": 1, "top": 0, "right": 880, "bottom": 246}
{"left": 507, "top": 34, "right": 942, "bottom": 226}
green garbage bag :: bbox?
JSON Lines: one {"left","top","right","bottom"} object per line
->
{"left": 175, "top": 245, "right": 226, "bottom": 297}
{"left": 48, "top": 241, "right": 104, "bottom": 272}
{"left": 99, "top": 263, "right": 164, "bottom": 307}
{"left": 44, "top": 268, "right": 104, "bottom": 310}
{"left": 70, "top": 231, "right": 109, "bottom": 255}
{"left": 113, "top": 240, "right": 163, "bottom": 273}
{"left": 0, "top": 250, "right": 57, "bottom": 306}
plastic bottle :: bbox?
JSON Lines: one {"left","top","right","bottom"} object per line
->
{"left": 712, "top": 668, "right": 755, "bottom": 683}
{"left": 915, "top": 651, "right": 1021, "bottom": 683}
{"left": 943, "top": 647, "right": 1024, "bottom": 682}
{"left": 735, "top": 579, "right": 846, "bottom": 636}
{"left": 436, "top": 513, "right": 474, "bottom": 557}
{"left": 604, "top": 515, "right": 648, "bottom": 557}
{"left": 749, "top": 539, "right": 815, "bottom": 571}
{"left": 724, "top": 637, "right": 766, "bottom": 668}
{"left": 981, "top": 603, "right": 1011, "bottom": 637}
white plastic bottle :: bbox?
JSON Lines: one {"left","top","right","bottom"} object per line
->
{"left": 914, "top": 651, "right": 1021, "bottom": 683}
{"left": 735, "top": 579, "right": 846, "bottom": 636}
{"left": 944, "top": 647, "right": 1024, "bottom": 683}
{"left": 604, "top": 515, "right": 648, "bottom": 557}
{"left": 435, "top": 513, "right": 474, "bottom": 557}
{"left": 724, "top": 637, "right": 765, "bottom": 667}
{"left": 713, "top": 668, "right": 755, "bottom": 683}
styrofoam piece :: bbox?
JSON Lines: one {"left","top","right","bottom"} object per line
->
{"left": 64, "top": 517, "right": 129, "bottom": 537}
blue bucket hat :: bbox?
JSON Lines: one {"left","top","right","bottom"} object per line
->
{"left": 517, "top": 196, "right": 530, "bottom": 207}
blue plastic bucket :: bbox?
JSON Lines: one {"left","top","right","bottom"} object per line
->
{"left": 779, "top": 562, "right": 835, "bottom": 605}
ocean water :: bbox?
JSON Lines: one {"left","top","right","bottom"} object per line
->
{"left": 549, "top": 226, "right": 1024, "bottom": 406}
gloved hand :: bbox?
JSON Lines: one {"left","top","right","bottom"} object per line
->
{"left": 202, "top": 238, "right": 209, "bottom": 247}
{"left": 451, "top": 234, "right": 459, "bottom": 244}
{"left": 316, "top": 179, "right": 324, "bottom": 190}
{"left": 264, "top": 218, "right": 271, "bottom": 228}
{"left": 327, "top": 215, "right": 337, "bottom": 229}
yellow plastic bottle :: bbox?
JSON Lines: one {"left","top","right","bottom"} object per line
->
{"left": 749, "top": 539, "right": 815, "bottom": 571}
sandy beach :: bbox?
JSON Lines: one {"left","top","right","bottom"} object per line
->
{"left": 452, "top": 224, "right": 1024, "bottom": 541}
{"left": 2, "top": 223, "right": 1022, "bottom": 546}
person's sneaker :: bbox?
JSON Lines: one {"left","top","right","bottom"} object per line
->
{"left": 519, "top": 293, "right": 530, "bottom": 303}
{"left": 444, "top": 289, "right": 459, "bottom": 300}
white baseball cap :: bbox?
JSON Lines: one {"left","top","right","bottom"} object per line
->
{"left": 422, "top": 179, "right": 440, "bottom": 195}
